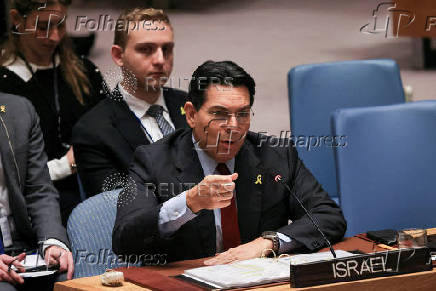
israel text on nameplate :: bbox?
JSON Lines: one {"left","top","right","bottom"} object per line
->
{"left": 289, "top": 247, "right": 432, "bottom": 288}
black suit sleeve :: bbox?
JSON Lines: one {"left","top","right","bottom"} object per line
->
{"left": 276, "top": 146, "right": 346, "bottom": 251}
{"left": 112, "top": 146, "right": 170, "bottom": 258}
{"left": 22, "top": 100, "right": 70, "bottom": 248}
{"left": 73, "top": 122, "right": 118, "bottom": 197}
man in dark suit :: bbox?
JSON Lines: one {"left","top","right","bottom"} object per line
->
{"left": 113, "top": 60, "right": 346, "bottom": 264}
{"left": 72, "top": 8, "right": 187, "bottom": 197}
{"left": 0, "top": 93, "right": 73, "bottom": 290}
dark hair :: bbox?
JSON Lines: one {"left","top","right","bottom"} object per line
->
{"left": 188, "top": 60, "right": 255, "bottom": 110}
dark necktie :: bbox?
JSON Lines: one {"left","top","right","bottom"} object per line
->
{"left": 146, "top": 105, "right": 175, "bottom": 136}
{"left": 216, "top": 163, "right": 241, "bottom": 250}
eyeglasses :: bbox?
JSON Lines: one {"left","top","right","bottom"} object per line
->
{"left": 207, "top": 109, "right": 254, "bottom": 124}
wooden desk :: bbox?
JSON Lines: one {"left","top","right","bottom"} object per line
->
{"left": 55, "top": 236, "right": 436, "bottom": 291}
{"left": 54, "top": 276, "right": 145, "bottom": 291}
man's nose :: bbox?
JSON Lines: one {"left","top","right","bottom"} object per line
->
{"left": 226, "top": 114, "right": 239, "bottom": 127}
{"left": 153, "top": 48, "right": 165, "bottom": 65}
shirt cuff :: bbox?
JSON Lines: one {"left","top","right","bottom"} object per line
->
{"left": 42, "top": 238, "right": 70, "bottom": 256}
{"left": 47, "top": 155, "right": 72, "bottom": 181}
{"left": 158, "top": 191, "right": 197, "bottom": 238}
{"left": 277, "top": 232, "right": 293, "bottom": 254}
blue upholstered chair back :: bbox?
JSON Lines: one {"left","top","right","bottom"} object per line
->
{"left": 288, "top": 59, "right": 405, "bottom": 204}
{"left": 332, "top": 101, "right": 436, "bottom": 236}
{"left": 67, "top": 189, "right": 138, "bottom": 278}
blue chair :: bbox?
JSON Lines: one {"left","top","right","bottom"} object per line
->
{"left": 67, "top": 189, "right": 139, "bottom": 278}
{"left": 332, "top": 101, "right": 436, "bottom": 236}
{"left": 288, "top": 59, "right": 405, "bottom": 204}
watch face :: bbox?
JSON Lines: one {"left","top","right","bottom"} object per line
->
{"left": 262, "top": 231, "right": 279, "bottom": 253}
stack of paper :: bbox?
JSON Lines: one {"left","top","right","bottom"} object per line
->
{"left": 183, "top": 258, "right": 290, "bottom": 289}
{"left": 182, "top": 250, "right": 355, "bottom": 289}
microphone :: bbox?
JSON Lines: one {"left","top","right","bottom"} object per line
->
{"left": 274, "top": 174, "right": 337, "bottom": 258}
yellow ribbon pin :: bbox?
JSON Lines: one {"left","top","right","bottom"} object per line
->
{"left": 255, "top": 174, "right": 262, "bottom": 185}
{"left": 180, "top": 106, "right": 186, "bottom": 115}
{"left": 0, "top": 105, "right": 5, "bottom": 113}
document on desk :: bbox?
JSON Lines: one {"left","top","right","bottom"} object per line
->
{"left": 182, "top": 251, "right": 354, "bottom": 289}
{"left": 183, "top": 258, "right": 289, "bottom": 289}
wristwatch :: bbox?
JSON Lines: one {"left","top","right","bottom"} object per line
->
{"left": 70, "top": 163, "right": 77, "bottom": 172}
{"left": 262, "top": 231, "right": 279, "bottom": 253}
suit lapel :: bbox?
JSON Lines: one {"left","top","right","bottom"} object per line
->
{"left": 163, "top": 89, "right": 187, "bottom": 129}
{"left": 109, "top": 87, "right": 149, "bottom": 151}
{"left": 174, "top": 131, "right": 204, "bottom": 186}
{"left": 235, "top": 140, "right": 264, "bottom": 243}
{"left": 175, "top": 131, "right": 216, "bottom": 255}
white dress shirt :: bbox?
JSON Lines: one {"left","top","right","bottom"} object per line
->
{"left": 118, "top": 84, "right": 175, "bottom": 143}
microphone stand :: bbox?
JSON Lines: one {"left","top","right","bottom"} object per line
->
{"left": 274, "top": 174, "right": 337, "bottom": 258}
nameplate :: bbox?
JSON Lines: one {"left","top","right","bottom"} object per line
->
{"left": 290, "top": 247, "right": 432, "bottom": 288}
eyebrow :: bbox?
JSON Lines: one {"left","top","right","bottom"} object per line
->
{"left": 38, "top": 11, "right": 66, "bottom": 18}
{"left": 38, "top": 9, "right": 64, "bottom": 13}
{"left": 134, "top": 42, "right": 174, "bottom": 47}
{"left": 209, "top": 105, "right": 251, "bottom": 111}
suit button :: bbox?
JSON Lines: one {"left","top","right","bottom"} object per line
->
{"left": 312, "top": 241, "right": 320, "bottom": 248}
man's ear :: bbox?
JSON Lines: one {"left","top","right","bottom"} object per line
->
{"left": 111, "top": 45, "right": 124, "bottom": 67}
{"left": 10, "top": 9, "right": 23, "bottom": 31}
{"left": 184, "top": 102, "right": 196, "bottom": 129}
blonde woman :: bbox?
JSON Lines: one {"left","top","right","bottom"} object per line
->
{"left": 0, "top": 0, "right": 106, "bottom": 225}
